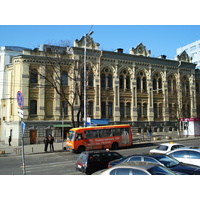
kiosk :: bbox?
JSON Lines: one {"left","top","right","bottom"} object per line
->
{"left": 180, "top": 118, "right": 200, "bottom": 136}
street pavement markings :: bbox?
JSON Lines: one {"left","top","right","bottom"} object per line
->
{"left": 25, "top": 160, "right": 73, "bottom": 174}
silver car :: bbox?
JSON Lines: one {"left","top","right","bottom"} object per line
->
{"left": 93, "top": 161, "right": 177, "bottom": 175}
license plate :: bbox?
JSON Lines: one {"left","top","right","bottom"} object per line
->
{"left": 78, "top": 165, "right": 82, "bottom": 169}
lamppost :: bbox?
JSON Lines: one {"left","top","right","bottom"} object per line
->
{"left": 83, "top": 31, "right": 94, "bottom": 127}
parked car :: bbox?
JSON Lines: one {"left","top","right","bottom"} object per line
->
{"left": 93, "top": 161, "right": 177, "bottom": 175}
{"left": 150, "top": 142, "right": 185, "bottom": 154}
{"left": 166, "top": 147, "right": 200, "bottom": 166}
{"left": 108, "top": 153, "right": 200, "bottom": 175}
{"left": 75, "top": 150, "right": 123, "bottom": 174}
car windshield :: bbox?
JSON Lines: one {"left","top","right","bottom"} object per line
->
{"left": 147, "top": 165, "right": 175, "bottom": 175}
{"left": 155, "top": 155, "right": 179, "bottom": 167}
{"left": 156, "top": 145, "right": 168, "bottom": 151}
{"left": 67, "top": 131, "right": 75, "bottom": 141}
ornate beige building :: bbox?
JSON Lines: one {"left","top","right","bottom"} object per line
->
{"left": 1, "top": 36, "right": 200, "bottom": 145}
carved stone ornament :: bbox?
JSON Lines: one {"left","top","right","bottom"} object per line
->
{"left": 130, "top": 43, "right": 151, "bottom": 57}
{"left": 175, "top": 50, "right": 192, "bottom": 63}
{"left": 74, "top": 36, "right": 100, "bottom": 50}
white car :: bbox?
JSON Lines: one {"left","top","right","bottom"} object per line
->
{"left": 166, "top": 147, "right": 200, "bottom": 166}
{"left": 150, "top": 142, "right": 185, "bottom": 154}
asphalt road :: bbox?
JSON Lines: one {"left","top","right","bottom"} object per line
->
{"left": 1, "top": 139, "right": 200, "bottom": 175}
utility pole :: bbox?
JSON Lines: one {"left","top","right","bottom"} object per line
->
{"left": 83, "top": 30, "right": 94, "bottom": 127}
{"left": 17, "top": 91, "right": 26, "bottom": 175}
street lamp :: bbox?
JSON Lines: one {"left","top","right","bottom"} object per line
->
{"left": 83, "top": 31, "right": 94, "bottom": 127}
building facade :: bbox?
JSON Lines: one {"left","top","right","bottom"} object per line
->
{"left": 1, "top": 37, "right": 199, "bottom": 146}
{"left": 176, "top": 40, "right": 200, "bottom": 69}
{"left": 0, "top": 46, "right": 31, "bottom": 142}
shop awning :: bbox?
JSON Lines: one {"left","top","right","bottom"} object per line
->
{"left": 53, "top": 124, "right": 72, "bottom": 128}
{"left": 91, "top": 119, "right": 110, "bottom": 125}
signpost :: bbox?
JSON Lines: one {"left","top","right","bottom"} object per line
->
{"left": 16, "top": 91, "right": 26, "bottom": 175}
{"left": 18, "top": 108, "right": 23, "bottom": 118}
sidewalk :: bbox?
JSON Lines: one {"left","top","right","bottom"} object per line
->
{"left": 0, "top": 141, "right": 65, "bottom": 157}
{"left": 0, "top": 131, "right": 198, "bottom": 157}
{"left": 132, "top": 131, "right": 197, "bottom": 144}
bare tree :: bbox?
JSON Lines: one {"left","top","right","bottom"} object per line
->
{"left": 32, "top": 42, "right": 84, "bottom": 128}
{"left": 169, "top": 87, "right": 191, "bottom": 137}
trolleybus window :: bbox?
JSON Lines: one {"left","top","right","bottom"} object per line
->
{"left": 67, "top": 131, "right": 75, "bottom": 141}
{"left": 85, "top": 130, "right": 99, "bottom": 139}
{"left": 99, "top": 129, "right": 112, "bottom": 137}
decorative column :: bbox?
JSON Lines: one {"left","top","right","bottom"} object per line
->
{"left": 113, "top": 62, "right": 120, "bottom": 122}
{"left": 131, "top": 63, "right": 138, "bottom": 121}
{"left": 163, "top": 68, "right": 169, "bottom": 121}
{"left": 147, "top": 65, "right": 154, "bottom": 121}
{"left": 189, "top": 70, "right": 197, "bottom": 118}
{"left": 94, "top": 63, "right": 101, "bottom": 119}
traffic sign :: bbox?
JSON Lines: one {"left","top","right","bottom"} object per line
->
{"left": 18, "top": 108, "right": 23, "bottom": 118}
{"left": 17, "top": 91, "right": 24, "bottom": 108}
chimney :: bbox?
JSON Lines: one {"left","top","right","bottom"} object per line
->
{"left": 159, "top": 55, "right": 167, "bottom": 59}
{"left": 115, "top": 48, "right": 124, "bottom": 53}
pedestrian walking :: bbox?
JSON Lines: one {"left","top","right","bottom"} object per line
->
{"left": 147, "top": 126, "right": 152, "bottom": 137}
{"left": 43, "top": 136, "right": 49, "bottom": 152}
{"left": 49, "top": 134, "right": 54, "bottom": 152}
{"left": 8, "top": 136, "right": 12, "bottom": 146}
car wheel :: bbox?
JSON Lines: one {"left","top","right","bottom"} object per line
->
{"left": 111, "top": 142, "right": 118, "bottom": 150}
{"left": 77, "top": 146, "right": 85, "bottom": 153}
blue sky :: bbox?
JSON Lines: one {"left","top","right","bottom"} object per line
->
{"left": 0, "top": 25, "right": 199, "bottom": 59}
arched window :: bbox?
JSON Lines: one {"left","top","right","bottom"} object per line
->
{"left": 168, "top": 80, "right": 171, "bottom": 92}
{"left": 101, "top": 102, "right": 106, "bottom": 116}
{"left": 153, "top": 73, "right": 162, "bottom": 93}
{"left": 119, "top": 69, "right": 131, "bottom": 90}
{"left": 101, "top": 74, "right": 106, "bottom": 88}
{"left": 154, "top": 103, "right": 158, "bottom": 118}
{"left": 126, "top": 76, "right": 130, "bottom": 89}
{"left": 62, "top": 101, "right": 68, "bottom": 116}
{"left": 137, "top": 77, "right": 141, "bottom": 90}
{"left": 101, "top": 67, "right": 113, "bottom": 89}
{"left": 181, "top": 76, "right": 190, "bottom": 95}
{"left": 30, "top": 69, "right": 38, "bottom": 83}
{"left": 159, "top": 103, "right": 163, "bottom": 118}
{"left": 126, "top": 102, "right": 131, "bottom": 117}
{"left": 88, "top": 72, "right": 94, "bottom": 87}
{"left": 158, "top": 78, "right": 162, "bottom": 90}
{"left": 108, "top": 102, "right": 113, "bottom": 117}
{"left": 153, "top": 78, "right": 157, "bottom": 90}
{"left": 108, "top": 74, "right": 113, "bottom": 88}
{"left": 137, "top": 103, "right": 141, "bottom": 118}
{"left": 142, "top": 77, "right": 147, "bottom": 91}
{"left": 120, "top": 102, "right": 125, "bottom": 118}
{"left": 196, "top": 83, "right": 199, "bottom": 94}
{"left": 88, "top": 101, "right": 93, "bottom": 116}
{"left": 137, "top": 71, "right": 146, "bottom": 92}
{"left": 168, "top": 74, "right": 176, "bottom": 94}
{"left": 61, "top": 71, "right": 68, "bottom": 85}
{"left": 30, "top": 100, "right": 37, "bottom": 114}
{"left": 143, "top": 103, "right": 147, "bottom": 118}
{"left": 120, "top": 75, "right": 124, "bottom": 89}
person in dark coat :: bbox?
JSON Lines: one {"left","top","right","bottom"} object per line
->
{"left": 49, "top": 134, "right": 54, "bottom": 152}
{"left": 43, "top": 136, "right": 49, "bottom": 152}
{"left": 8, "top": 136, "right": 12, "bottom": 146}
{"left": 147, "top": 126, "right": 152, "bottom": 137}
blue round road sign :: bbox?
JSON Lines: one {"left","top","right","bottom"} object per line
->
{"left": 17, "top": 91, "right": 24, "bottom": 107}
